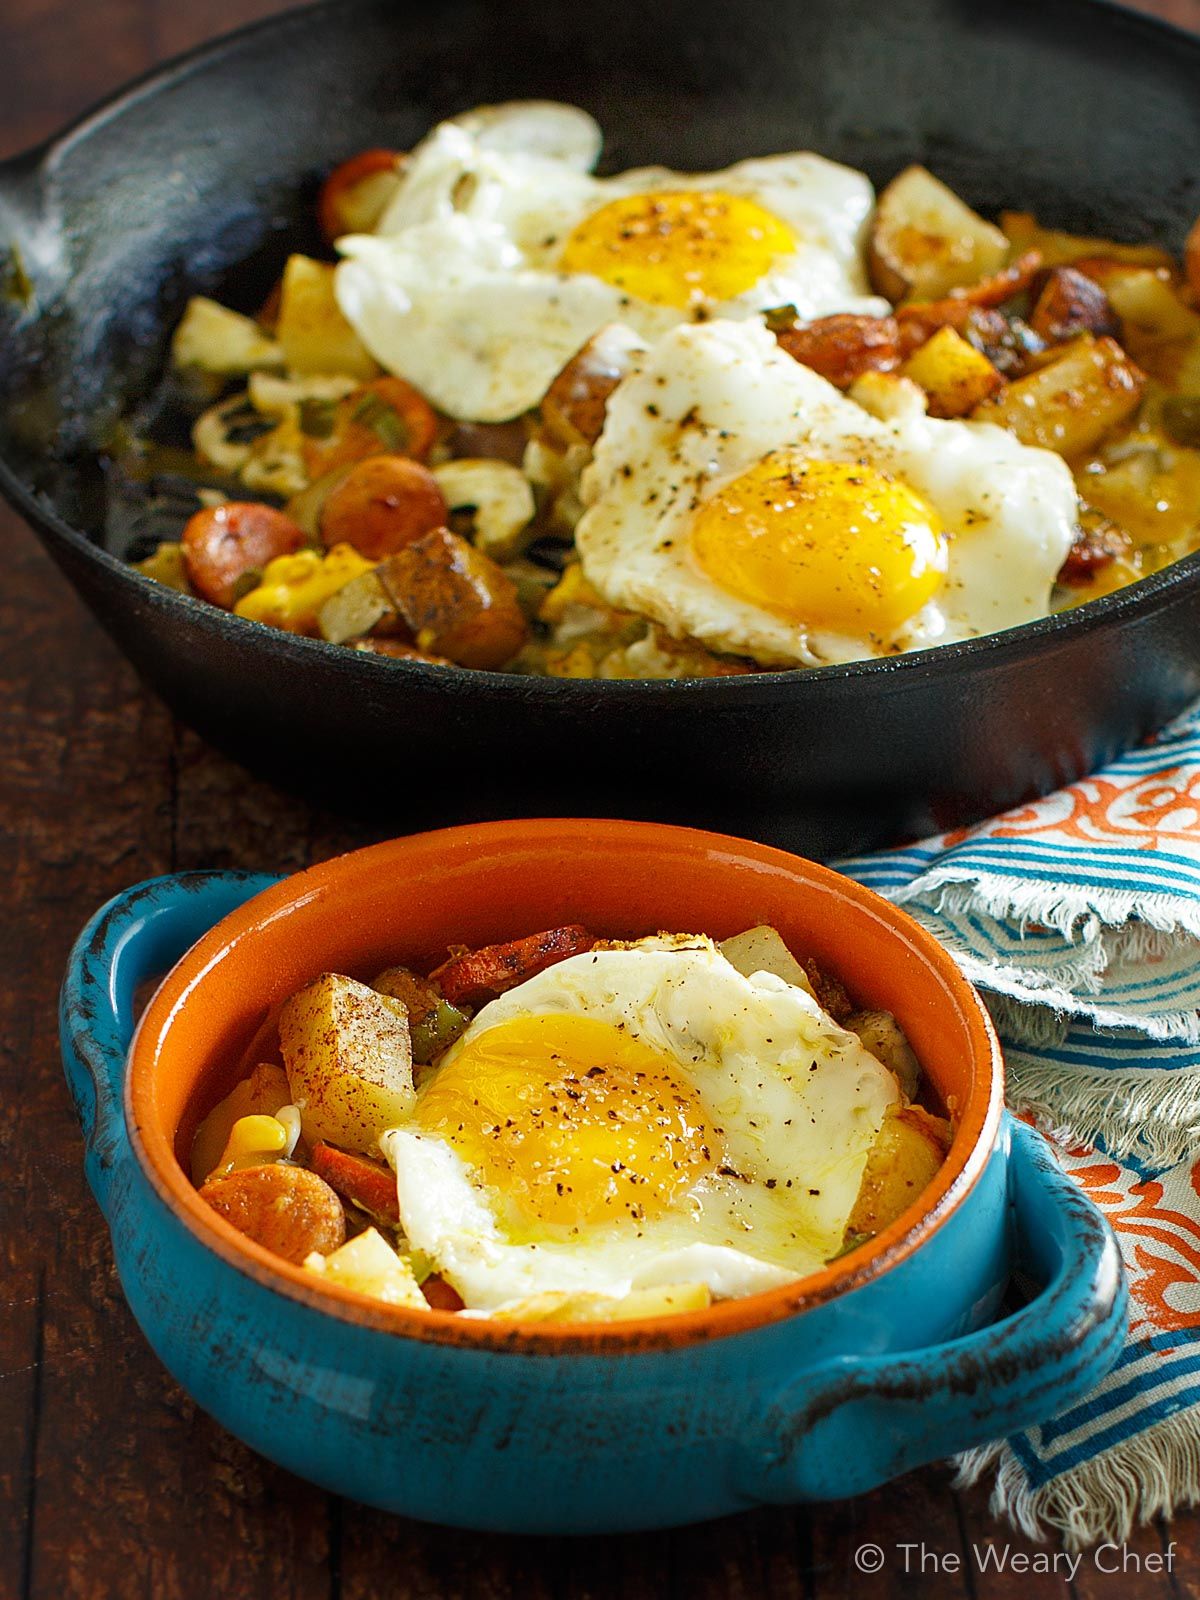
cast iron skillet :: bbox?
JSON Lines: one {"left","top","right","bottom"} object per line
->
{"left": 1, "top": 0, "right": 1199, "bottom": 856}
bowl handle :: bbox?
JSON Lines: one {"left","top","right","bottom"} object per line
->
{"left": 746, "top": 1116, "right": 1127, "bottom": 1502}
{"left": 59, "top": 871, "right": 279, "bottom": 1217}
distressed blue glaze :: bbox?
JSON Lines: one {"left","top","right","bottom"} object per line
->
{"left": 60, "top": 871, "right": 1128, "bottom": 1534}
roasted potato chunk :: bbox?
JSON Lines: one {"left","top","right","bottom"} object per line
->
{"left": 318, "top": 150, "right": 405, "bottom": 245}
{"left": 774, "top": 313, "right": 900, "bottom": 389}
{"left": 845, "top": 1011, "right": 920, "bottom": 1101}
{"left": 1029, "top": 267, "right": 1120, "bottom": 344}
{"left": 848, "top": 1105, "right": 952, "bottom": 1237}
{"left": 869, "top": 166, "right": 1009, "bottom": 302}
{"left": 718, "top": 925, "right": 814, "bottom": 993}
{"left": 1187, "top": 216, "right": 1200, "bottom": 302}
{"left": 317, "top": 567, "right": 403, "bottom": 644}
{"left": 377, "top": 527, "right": 528, "bottom": 669}
{"left": 899, "top": 325, "right": 1004, "bottom": 417}
{"left": 172, "top": 296, "right": 283, "bottom": 376}
{"left": 199, "top": 1163, "right": 346, "bottom": 1264}
{"left": 972, "top": 334, "right": 1145, "bottom": 456}
{"left": 1001, "top": 211, "right": 1176, "bottom": 273}
{"left": 304, "top": 1226, "right": 427, "bottom": 1309}
{"left": 276, "top": 254, "right": 378, "bottom": 381}
{"left": 432, "top": 458, "right": 536, "bottom": 561}
{"left": 541, "top": 324, "right": 646, "bottom": 446}
{"left": 279, "top": 973, "right": 416, "bottom": 1151}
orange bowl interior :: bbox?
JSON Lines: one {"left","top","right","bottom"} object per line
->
{"left": 128, "top": 819, "right": 1003, "bottom": 1351}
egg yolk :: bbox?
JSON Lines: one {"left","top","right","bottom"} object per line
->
{"left": 691, "top": 454, "right": 948, "bottom": 636}
{"left": 413, "top": 1013, "right": 714, "bottom": 1231}
{"left": 559, "top": 190, "right": 795, "bottom": 310}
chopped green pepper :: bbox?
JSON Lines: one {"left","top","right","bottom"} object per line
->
{"left": 352, "top": 392, "right": 409, "bottom": 452}
{"left": 410, "top": 999, "right": 470, "bottom": 1064}
{"left": 1162, "top": 396, "right": 1200, "bottom": 449}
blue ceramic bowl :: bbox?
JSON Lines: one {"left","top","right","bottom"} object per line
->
{"left": 60, "top": 821, "right": 1126, "bottom": 1533}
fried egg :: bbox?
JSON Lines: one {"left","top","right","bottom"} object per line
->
{"left": 334, "top": 103, "right": 887, "bottom": 421}
{"left": 380, "top": 935, "right": 898, "bottom": 1312}
{"left": 575, "top": 318, "right": 1079, "bottom": 666}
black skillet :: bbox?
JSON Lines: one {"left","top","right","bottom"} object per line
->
{"left": 1, "top": 0, "right": 1199, "bottom": 856}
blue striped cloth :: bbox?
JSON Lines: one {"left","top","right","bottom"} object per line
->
{"left": 839, "top": 704, "right": 1200, "bottom": 1545}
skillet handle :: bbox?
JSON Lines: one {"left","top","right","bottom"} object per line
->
{"left": 746, "top": 1117, "right": 1127, "bottom": 1502}
{"left": 59, "top": 870, "right": 278, "bottom": 1217}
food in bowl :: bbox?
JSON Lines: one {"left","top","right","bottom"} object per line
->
{"left": 118, "top": 101, "right": 1200, "bottom": 675}
{"left": 190, "top": 919, "right": 950, "bottom": 1324}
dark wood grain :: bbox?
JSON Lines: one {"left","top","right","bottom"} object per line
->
{"left": 1, "top": 0, "right": 1199, "bottom": 1595}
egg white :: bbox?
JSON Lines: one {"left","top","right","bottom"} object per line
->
{"left": 381, "top": 936, "right": 898, "bottom": 1312}
{"left": 334, "top": 107, "right": 887, "bottom": 421}
{"left": 574, "top": 317, "right": 1080, "bottom": 667}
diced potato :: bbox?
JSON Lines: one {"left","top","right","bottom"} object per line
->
{"left": 1029, "top": 267, "right": 1119, "bottom": 345}
{"left": 899, "top": 325, "right": 1004, "bottom": 417}
{"left": 432, "top": 459, "right": 536, "bottom": 561}
{"left": 199, "top": 1163, "right": 346, "bottom": 1263}
{"left": 1089, "top": 267, "right": 1200, "bottom": 383}
{"left": 869, "top": 166, "right": 1009, "bottom": 302}
{"left": 541, "top": 324, "right": 647, "bottom": 446}
{"left": 276, "top": 255, "right": 379, "bottom": 380}
{"left": 172, "top": 296, "right": 283, "bottom": 375}
{"left": 279, "top": 972, "right": 416, "bottom": 1150}
{"left": 847, "top": 370, "right": 929, "bottom": 423}
{"left": 1098, "top": 267, "right": 1200, "bottom": 342}
{"left": 318, "top": 150, "right": 406, "bottom": 243}
{"left": 191, "top": 1062, "right": 293, "bottom": 1185}
{"left": 1000, "top": 211, "right": 1176, "bottom": 272}
{"left": 845, "top": 1011, "right": 920, "bottom": 1100}
{"left": 848, "top": 1105, "right": 952, "bottom": 1237}
{"left": 317, "top": 566, "right": 400, "bottom": 643}
{"left": 718, "top": 925, "right": 814, "bottom": 993}
{"left": 972, "top": 335, "right": 1145, "bottom": 456}
{"left": 1187, "top": 216, "right": 1200, "bottom": 301}
{"left": 492, "top": 1282, "right": 712, "bottom": 1323}
{"left": 377, "top": 527, "right": 529, "bottom": 669}
{"left": 135, "top": 541, "right": 191, "bottom": 593}
{"left": 304, "top": 1227, "right": 428, "bottom": 1309}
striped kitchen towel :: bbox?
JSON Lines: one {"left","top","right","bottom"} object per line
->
{"left": 841, "top": 701, "right": 1200, "bottom": 1548}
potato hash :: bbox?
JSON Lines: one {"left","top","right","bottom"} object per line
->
{"left": 120, "top": 102, "right": 1200, "bottom": 677}
{"left": 192, "top": 922, "right": 949, "bottom": 1324}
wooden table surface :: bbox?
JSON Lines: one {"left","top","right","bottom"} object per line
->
{"left": 4, "top": 1, "right": 1200, "bottom": 1594}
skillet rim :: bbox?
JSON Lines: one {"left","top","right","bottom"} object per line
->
{"left": 2, "top": 0, "right": 1200, "bottom": 702}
